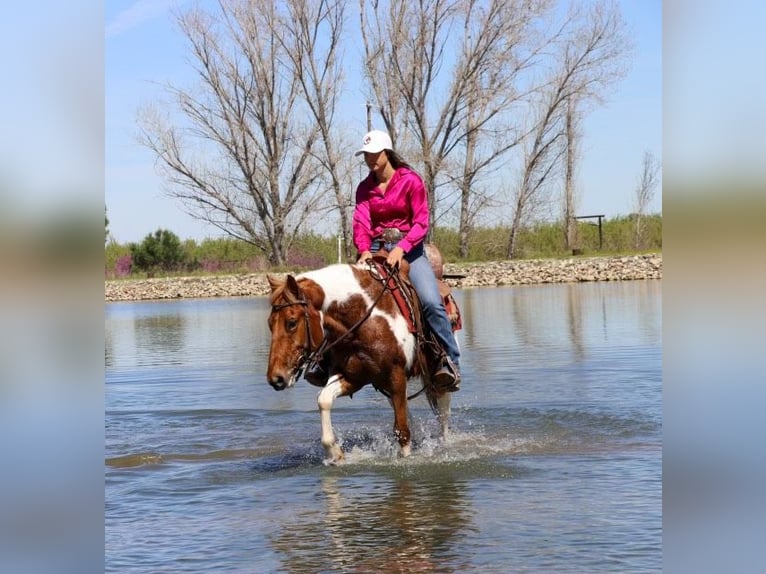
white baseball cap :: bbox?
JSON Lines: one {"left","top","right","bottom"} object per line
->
{"left": 354, "top": 130, "right": 393, "bottom": 156}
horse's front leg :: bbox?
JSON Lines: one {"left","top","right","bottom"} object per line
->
{"left": 317, "top": 374, "right": 360, "bottom": 465}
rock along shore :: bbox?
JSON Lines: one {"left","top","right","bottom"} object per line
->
{"left": 105, "top": 253, "right": 662, "bottom": 302}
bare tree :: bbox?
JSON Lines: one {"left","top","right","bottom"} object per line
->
{"left": 281, "top": 0, "right": 356, "bottom": 259}
{"left": 506, "top": 0, "right": 630, "bottom": 259}
{"left": 138, "top": 0, "right": 343, "bottom": 265}
{"left": 506, "top": 84, "right": 568, "bottom": 259}
{"left": 563, "top": 95, "right": 580, "bottom": 250}
{"left": 360, "top": 0, "right": 552, "bottom": 251}
{"left": 632, "top": 150, "right": 660, "bottom": 249}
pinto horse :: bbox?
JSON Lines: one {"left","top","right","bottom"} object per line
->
{"left": 266, "top": 258, "right": 457, "bottom": 464}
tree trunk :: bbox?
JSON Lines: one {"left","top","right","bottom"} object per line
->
{"left": 506, "top": 195, "right": 525, "bottom": 260}
{"left": 563, "top": 97, "right": 578, "bottom": 250}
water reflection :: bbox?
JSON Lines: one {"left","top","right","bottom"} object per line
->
{"left": 566, "top": 283, "right": 586, "bottom": 360}
{"left": 105, "top": 322, "right": 113, "bottom": 369}
{"left": 270, "top": 472, "right": 473, "bottom": 573}
{"left": 458, "top": 281, "right": 661, "bottom": 368}
{"left": 134, "top": 314, "right": 187, "bottom": 365}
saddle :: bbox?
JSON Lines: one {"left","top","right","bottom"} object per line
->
{"left": 369, "top": 250, "right": 462, "bottom": 335}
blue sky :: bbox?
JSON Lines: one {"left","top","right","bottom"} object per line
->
{"left": 105, "top": 0, "right": 662, "bottom": 244}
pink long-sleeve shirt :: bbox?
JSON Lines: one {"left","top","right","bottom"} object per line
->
{"left": 352, "top": 167, "right": 429, "bottom": 254}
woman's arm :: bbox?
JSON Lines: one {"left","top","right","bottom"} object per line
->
{"left": 352, "top": 183, "right": 374, "bottom": 253}
{"left": 398, "top": 172, "right": 429, "bottom": 253}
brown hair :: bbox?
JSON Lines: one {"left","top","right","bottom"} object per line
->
{"left": 386, "top": 149, "right": 414, "bottom": 171}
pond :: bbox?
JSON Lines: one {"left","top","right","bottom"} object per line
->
{"left": 106, "top": 280, "right": 662, "bottom": 573}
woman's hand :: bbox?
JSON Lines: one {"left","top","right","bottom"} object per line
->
{"left": 358, "top": 250, "right": 373, "bottom": 264}
{"left": 386, "top": 246, "right": 404, "bottom": 269}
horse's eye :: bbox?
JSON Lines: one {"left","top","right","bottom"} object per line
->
{"left": 286, "top": 319, "right": 298, "bottom": 331}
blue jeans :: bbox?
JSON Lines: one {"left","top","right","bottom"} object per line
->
{"left": 372, "top": 241, "right": 460, "bottom": 367}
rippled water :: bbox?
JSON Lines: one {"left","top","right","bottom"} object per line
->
{"left": 106, "top": 280, "right": 662, "bottom": 573}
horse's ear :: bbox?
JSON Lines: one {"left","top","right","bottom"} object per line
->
{"left": 285, "top": 275, "right": 301, "bottom": 298}
{"left": 267, "top": 274, "right": 284, "bottom": 293}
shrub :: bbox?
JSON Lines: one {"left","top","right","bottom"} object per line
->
{"left": 105, "top": 240, "right": 131, "bottom": 278}
{"left": 130, "top": 229, "right": 187, "bottom": 274}
{"left": 104, "top": 215, "right": 661, "bottom": 278}
{"left": 287, "top": 246, "right": 326, "bottom": 269}
{"left": 114, "top": 254, "right": 132, "bottom": 277}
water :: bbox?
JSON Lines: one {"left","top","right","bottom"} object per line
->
{"left": 106, "top": 280, "right": 662, "bottom": 573}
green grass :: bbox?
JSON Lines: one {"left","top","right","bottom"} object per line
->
{"left": 105, "top": 214, "right": 661, "bottom": 279}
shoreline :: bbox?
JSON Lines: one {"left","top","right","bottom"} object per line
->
{"left": 105, "top": 253, "right": 662, "bottom": 302}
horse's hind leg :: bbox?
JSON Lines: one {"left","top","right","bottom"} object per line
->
{"left": 390, "top": 371, "right": 412, "bottom": 457}
{"left": 317, "top": 375, "right": 359, "bottom": 465}
{"left": 436, "top": 392, "right": 452, "bottom": 441}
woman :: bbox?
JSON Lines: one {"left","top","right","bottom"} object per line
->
{"left": 352, "top": 130, "right": 461, "bottom": 391}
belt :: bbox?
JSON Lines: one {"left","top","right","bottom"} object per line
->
{"left": 376, "top": 228, "right": 404, "bottom": 243}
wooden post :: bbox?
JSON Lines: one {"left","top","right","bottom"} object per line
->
{"left": 598, "top": 215, "right": 603, "bottom": 250}
{"left": 573, "top": 215, "right": 606, "bottom": 251}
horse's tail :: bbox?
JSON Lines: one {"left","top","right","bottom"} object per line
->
{"left": 423, "top": 367, "right": 441, "bottom": 414}
{"left": 409, "top": 290, "right": 445, "bottom": 414}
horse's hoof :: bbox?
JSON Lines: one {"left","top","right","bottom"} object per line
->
{"left": 400, "top": 444, "right": 412, "bottom": 457}
{"left": 323, "top": 445, "right": 344, "bottom": 466}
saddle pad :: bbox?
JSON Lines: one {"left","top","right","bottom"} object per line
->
{"left": 370, "top": 259, "right": 418, "bottom": 333}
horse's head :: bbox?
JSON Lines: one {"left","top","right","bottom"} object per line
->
{"left": 266, "top": 274, "right": 324, "bottom": 391}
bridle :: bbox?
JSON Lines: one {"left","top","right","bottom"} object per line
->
{"left": 270, "top": 296, "right": 320, "bottom": 381}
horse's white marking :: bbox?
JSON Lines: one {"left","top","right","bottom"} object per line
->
{"left": 300, "top": 265, "right": 416, "bottom": 368}
{"left": 318, "top": 375, "right": 344, "bottom": 464}
{"left": 373, "top": 310, "right": 416, "bottom": 368}
{"left": 300, "top": 265, "right": 372, "bottom": 309}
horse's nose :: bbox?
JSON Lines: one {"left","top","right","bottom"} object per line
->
{"left": 269, "top": 375, "right": 287, "bottom": 391}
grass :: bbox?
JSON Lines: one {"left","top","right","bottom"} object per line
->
{"left": 106, "top": 215, "right": 661, "bottom": 279}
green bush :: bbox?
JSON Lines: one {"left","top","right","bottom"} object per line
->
{"left": 129, "top": 229, "right": 188, "bottom": 274}
{"left": 434, "top": 215, "right": 661, "bottom": 260}
{"left": 105, "top": 241, "right": 131, "bottom": 278}
{"left": 190, "top": 237, "right": 271, "bottom": 272}
{"left": 289, "top": 233, "right": 345, "bottom": 267}
{"left": 104, "top": 214, "right": 661, "bottom": 278}
{"left": 575, "top": 214, "right": 662, "bottom": 254}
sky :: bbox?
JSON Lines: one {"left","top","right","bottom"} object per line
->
{"left": 105, "top": 0, "right": 662, "bottom": 244}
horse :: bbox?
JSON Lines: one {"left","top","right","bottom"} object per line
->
{"left": 265, "top": 255, "right": 459, "bottom": 464}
